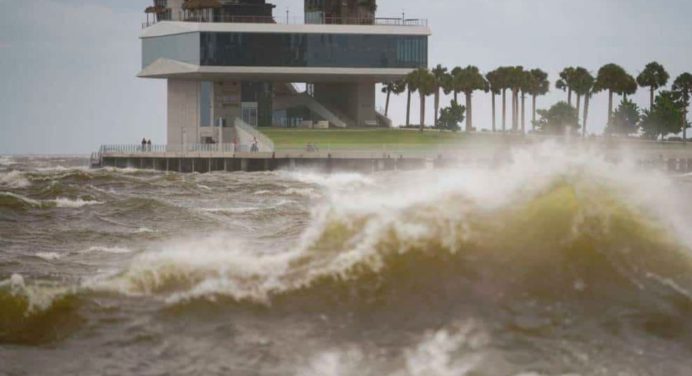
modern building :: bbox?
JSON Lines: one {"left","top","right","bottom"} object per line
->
{"left": 141, "top": 0, "right": 430, "bottom": 146}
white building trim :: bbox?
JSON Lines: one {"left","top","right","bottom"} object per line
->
{"left": 141, "top": 21, "right": 431, "bottom": 39}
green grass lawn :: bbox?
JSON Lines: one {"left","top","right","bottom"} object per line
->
{"left": 262, "top": 128, "right": 470, "bottom": 150}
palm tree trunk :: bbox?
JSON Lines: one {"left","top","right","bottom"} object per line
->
{"left": 532, "top": 95, "right": 537, "bottom": 131}
{"left": 576, "top": 94, "right": 581, "bottom": 129}
{"left": 491, "top": 93, "right": 496, "bottom": 132}
{"left": 454, "top": 91, "right": 458, "bottom": 103}
{"left": 568, "top": 89, "right": 572, "bottom": 107}
{"left": 583, "top": 94, "right": 590, "bottom": 137}
{"left": 419, "top": 92, "right": 426, "bottom": 132}
{"left": 521, "top": 92, "right": 526, "bottom": 133}
{"left": 466, "top": 92, "right": 472, "bottom": 132}
{"left": 511, "top": 89, "right": 518, "bottom": 131}
{"left": 650, "top": 87, "right": 655, "bottom": 110}
{"left": 406, "top": 88, "right": 411, "bottom": 126}
{"left": 608, "top": 90, "right": 614, "bottom": 127}
{"left": 683, "top": 110, "right": 688, "bottom": 144}
{"left": 434, "top": 88, "right": 440, "bottom": 127}
{"left": 385, "top": 89, "right": 391, "bottom": 117}
{"left": 502, "top": 89, "right": 507, "bottom": 132}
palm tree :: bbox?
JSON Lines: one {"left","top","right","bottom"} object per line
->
{"left": 506, "top": 66, "right": 525, "bottom": 132}
{"left": 582, "top": 89, "right": 593, "bottom": 137}
{"left": 637, "top": 62, "right": 670, "bottom": 109}
{"left": 622, "top": 75, "right": 638, "bottom": 101}
{"left": 431, "top": 65, "right": 448, "bottom": 126}
{"left": 380, "top": 80, "right": 406, "bottom": 121}
{"left": 486, "top": 69, "right": 503, "bottom": 132}
{"left": 495, "top": 67, "right": 513, "bottom": 132}
{"left": 594, "top": 63, "right": 636, "bottom": 127}
{"left": 454, "top": 66, "right": 488, "bottom": 132}
{"left": 381, "top": 82, "right": 395, "bottom": 118}
{"left": 556, "top": 67, "right": 577, "bottom": 106}
{"left": 406, "top": 68, "right": 435, "bottom": 131}
{"left": 519, "top": 70, "right": 533, "bottom": 133}
{"left": 570, "top": 67, "right": 595, "bottom": 131}
{"left": 525, "top": 69, "right": 550, "bottom": 131}
{"left": 405, "top": 79, "right": 414, "bottom": 127}
{"left": 672, "top": 73, "right": 692, "bottom": 143}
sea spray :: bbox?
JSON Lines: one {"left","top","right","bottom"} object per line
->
{"left": 94, "top": 143, "right": 692, "bottom": 309}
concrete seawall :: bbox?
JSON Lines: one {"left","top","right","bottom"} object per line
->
{"left": 100, "top": 153, "right": 431, "bottom": 174}
{"left": 97, "top": 150, "right": 692, "bottom": 174}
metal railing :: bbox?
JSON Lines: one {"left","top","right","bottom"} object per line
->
{"left": 142, "top": 15, "right": 427, "bottom": 28}
{"left": 99, "top": 143, "right": 257, "bottom": 155}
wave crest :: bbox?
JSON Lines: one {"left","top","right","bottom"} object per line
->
{"left": 0, "top": 274, "right": 82, "bottom": 345}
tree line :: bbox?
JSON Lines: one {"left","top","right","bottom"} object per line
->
{"left": 381, "top": 62, "right": 692, "bottom": 141}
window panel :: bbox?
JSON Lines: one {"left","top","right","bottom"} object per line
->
{"left": 199, "top": 32, "right": 427, "bottom": 68}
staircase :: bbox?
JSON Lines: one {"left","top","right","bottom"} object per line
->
{"left": 274, "top": 93, "right": 353, "bottom": 128}
{"left": 375, "top": 110, "right": 393, "bottom": 128}
{"left": 234, "top": 118, "right": 275, "bottom": 152}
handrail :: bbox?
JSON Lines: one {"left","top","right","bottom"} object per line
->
{"left": 142, "top": 15, "right": 428, "bottom": 28}
{"left": 99, "top": 143, "right": 255, "bottom": 154}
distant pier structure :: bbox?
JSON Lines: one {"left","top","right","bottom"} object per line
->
{"left": 91, "top": 140, "right": 692, "bottom": 174}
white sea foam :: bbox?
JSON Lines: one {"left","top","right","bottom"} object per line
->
{"left": 284, "top": 188, "right": 321, "bottom": 198}
{"left": 201, "top": 207, "right": 258, "bottom": 214}
{"left": 0, "top": 156, "right": 15, "bottom": 166}
{"left": 135, "top": 227, "right": 155, "bottom": 234}
{"left": 83, "top": 246, "right": 134, "bottom": 255}
{"left": 296, "top": 323, "right": 486, "bottom": 376}
{"left": 402, "top": 324, "right": 487, "bottom": 376}
{"left": 0, "top": 191, "right": 42, "bottom": 206}
{"left": 51, "top": 197, "right": 103, "bottom": 208}
{"left": 91, "top": 142, "right": 692, "bottom": 305}
{"left": 36, "top": 252, "right": 63, "bottom": 261}
{"left": 0, "top": 170, "right": 30, "bottom": 188}
{"left": 0, "top": 273, "right": 71, "bottom": 312}
{"left": 284, "top": 171, "right": 374, "bottom": 189}
{"left": 298, "top": 348, "right": 365, "bottom": 376}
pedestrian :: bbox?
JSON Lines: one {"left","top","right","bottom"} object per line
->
{"left": 147, "top": 139, "right": 152, "bottom": 152}
{"left": 141, "top": 138, "right": 146, "bottom": 152}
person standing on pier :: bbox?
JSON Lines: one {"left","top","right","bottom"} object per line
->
{"left": 141, "top": 138, "right": 147, "bottom": 152}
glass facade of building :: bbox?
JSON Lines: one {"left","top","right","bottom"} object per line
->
{"left": 142, "top": 32, "right": 200, "bottom": 67}
{"left": 141, "top": 31, "right": 427, "bottom": 69}
{"left": 200, "top": 32, "right": 427, "bottom": 68}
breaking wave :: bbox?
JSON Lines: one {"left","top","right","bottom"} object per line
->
{"left": 0, "top": 170, "right": 30, "bottom": 188}
{"left": 93, "top": 144, "right": 692, "bottom": 323}
{"left": 0, "top": 192, "right": 101, "bottom": 210}
{"left": 0, "top": 274, "right": 82, "bottom": 345}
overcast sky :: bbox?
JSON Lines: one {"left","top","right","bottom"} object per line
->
{"left": 1, "top": 0, "right": 691, "bottom": 154}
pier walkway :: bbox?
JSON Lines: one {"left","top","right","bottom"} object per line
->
{"left": 91, "top": 141, "right": 692, "bottom": 174}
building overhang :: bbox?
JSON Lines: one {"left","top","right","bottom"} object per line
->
{"left": 141, "top": 21, "right": 431, "bottom": 38}
{"left": 138, "top": 59, "right": 416, "bottom": 82}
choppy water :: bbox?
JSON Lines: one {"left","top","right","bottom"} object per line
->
{"left": 2, "top": 144, "right": 692, "bottom": 376}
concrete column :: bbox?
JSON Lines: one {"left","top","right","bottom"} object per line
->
{"left": 168, "top": 79, "right": 201, "bottom": 145}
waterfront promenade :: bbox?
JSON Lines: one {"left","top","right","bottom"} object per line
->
{"left": 92, "top": 138, "right": 692, "bottom": 174}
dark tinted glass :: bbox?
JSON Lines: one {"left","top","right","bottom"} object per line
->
{"left": 200, "top": 32, "right": 427, "bottom": 68}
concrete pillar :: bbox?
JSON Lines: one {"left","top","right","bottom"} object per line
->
{"left": 241, "top": 158, "right": 248, "bottom": 171}
{"left": 168, "top": 79, "right": 201, "bottom": 145}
